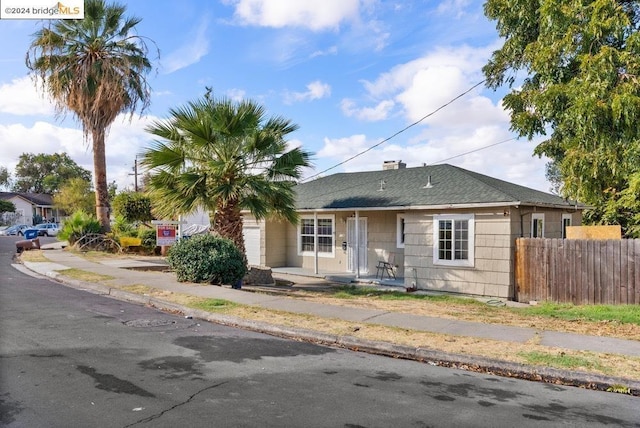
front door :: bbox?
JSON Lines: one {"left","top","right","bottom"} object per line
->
{"left": 346, "top": 217, "right": 368, "bottom": 274}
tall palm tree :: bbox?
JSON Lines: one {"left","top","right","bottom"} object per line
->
{"left": 26, "top": 0, "right": 155, "bottom": 231}
{"left": 141, "top": 94, "right": 312, "bottom": 260}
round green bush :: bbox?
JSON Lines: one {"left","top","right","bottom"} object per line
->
{"left": 167, "top": 233, "right": 247, "bottom": 285}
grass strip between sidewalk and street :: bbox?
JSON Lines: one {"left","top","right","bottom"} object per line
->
{"left": 56, "top": 268, "right": 115, "bottom": 283}
{"left": 116, "top": 283, "right": 640, "bottom": 385}
{"left": 20, "top": 250, "right": 640, "bottom": 391}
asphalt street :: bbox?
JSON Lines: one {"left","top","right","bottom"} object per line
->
{"left": 1, "top": 236, "right": 639, "bottom": 427}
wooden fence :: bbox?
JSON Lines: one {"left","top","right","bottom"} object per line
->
{"left": 515, "top": 238, "right": 640, "bottom": 305}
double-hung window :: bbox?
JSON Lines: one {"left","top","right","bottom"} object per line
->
{"left": 433, "top": 214, "right": 474, "bottom": 267}
{"left": 531, "top": 213, "right": 544, "bottom": 238}
{"left": 562, "top": 214, "right": 572, "bottom": 239}
{"left": 298, "top": 215, "right": 335, "bottom": 257}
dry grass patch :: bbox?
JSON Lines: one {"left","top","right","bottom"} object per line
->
{"left": 57, "top": 268, "right": 115, "bottom": 283}
{"left": 18, "top": 250, "right": 49, "bottom": 263}
{"left": 259, "top": 289, "right": 640, "bottom": 341}
{"left": 103, "top": 284, "right": 640, "bottom": 382}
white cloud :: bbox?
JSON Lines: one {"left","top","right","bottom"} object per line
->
{"left": 0, "top": 76, "right": 55, "bottom": 116}
{"left": 230, "top": 0, "right": 361, "bottom": 31}
{"left": 0, "top": 113, "right": 158, "bottom": 192}
{"left": 316, "top": 129, "right": 551, "bottom": 192}
{"left": 310, "top": 45, "right": 338, "bottom": 58}
{"left": 320, "top": 41, "right": 552, "bottom": 192}
{"left": 342, "top": 43, "right": 508, "bottom": 131}
{"left": 284, "top": 80, "right": 331, "bottom": 104}
{"left": 225, "top": 88, "right": 247, "bottom": 102}
{"left": 341, "top": 98, "right": 395, "bottom": 121}
{"left": 161, "top": 16, "right": 210, "bottom": 74}
{"left": 437, "top": 0, "right": 472, "bottom": 18}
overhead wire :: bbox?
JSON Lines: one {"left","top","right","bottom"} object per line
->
{"left": 300, "top": 79, "right": 489, "bottom": 183}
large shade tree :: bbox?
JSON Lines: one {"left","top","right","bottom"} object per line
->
{"left": 141, "top": 95, "right": 312, "bottom": 260}
{"left": 483, "top": 0, "right": 640, "bottom": 236}
{"left": 12, "top": 152, "right": 91, "bottom": 194}
{"left": 26, "top": 0, "right": 155, "bottom": 231}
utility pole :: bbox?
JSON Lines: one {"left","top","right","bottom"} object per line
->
{"left": 128, "top": 157, "right": 139, "bottom": 192}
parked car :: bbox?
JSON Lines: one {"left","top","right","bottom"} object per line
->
{"left": 0, "top": 224, "right": 30, "bottom": 236}
{"left": 30, "top": 223, "right": 60, "bottom": 237}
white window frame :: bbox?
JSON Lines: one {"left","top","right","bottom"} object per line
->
{"left": 432, "top": 214, "right": 474, "bottom": 267}
{"left": 562, "top": 214, "right": 572, "bottom": 239}
{"left": 396, "top": 214, "right": 405, "bottom": 248}
{"left": 531, "top": 213, "right": 545, "bottom": 238}
{"left": 297, "top": 214, "right": 335, "bottom": 257}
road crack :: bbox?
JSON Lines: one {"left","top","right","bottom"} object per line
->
{"left": 123, "top": 381, "right": 229, "bottom": 427}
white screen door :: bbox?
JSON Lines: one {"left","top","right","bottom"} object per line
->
{"left": 346, "top": 217, "right": 368, "bottom": 274}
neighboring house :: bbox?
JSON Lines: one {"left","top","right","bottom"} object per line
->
{"left": 242, "top": 162, "right": 585, "bottom": 299}
{"left": 0, "top": 192, "right": 60, "bottom": 226}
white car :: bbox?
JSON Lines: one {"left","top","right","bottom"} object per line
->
{"left": 31, "top": 223, "right": 60, "bottom": 237}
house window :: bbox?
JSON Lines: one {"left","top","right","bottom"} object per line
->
{"left": 531, "top": 213, "right": 544, "bottom": 238}
{"left": 298, "top": 215, "right": 335, "bottom": 257}
{"left": 397, "top": 214, "right": 405, "bottom": 248}
{"left": 432, "top": 214, "right": 474, "bottom": 267}
{"left": 562, "top": 214, "right": 572, "bottom": 239}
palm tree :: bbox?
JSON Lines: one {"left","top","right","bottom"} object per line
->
{"left": 26, "top": 0, "right": 155, "bottom": 231}
{"left": 140, "top": 94, "right": 312, "bottom": 260}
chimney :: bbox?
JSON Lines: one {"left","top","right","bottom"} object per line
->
{"left": 382, "top": 160, "right": 406, "bottom": 170}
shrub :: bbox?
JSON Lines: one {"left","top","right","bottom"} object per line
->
{"left": 112, "top": 191, "right": 153, "bottom": 223}
{"left": 58, "top": 211, "right": 101, "bottom": 244}
{"left": 110, "top": 214, "right": 137, "bottom": 237}
{"left": 138, "top": 227, "right": 156, "bottom": 250}
{"left": 167, "top": 234, "right": 247, "bottom": 285}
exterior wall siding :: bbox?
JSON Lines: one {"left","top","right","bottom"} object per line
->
{"left": 405, "top": 206, "right": 582, "bottom": 299}
{"left": 7, "top": 197, "right": 35, "bottom": 226}
{"left": 254, "top": 204, "right": 582, "bottom": 299}
{"left": 264, "top": 219, "right": 287, "bottom": 267}
{"left": 283, "top": 210, "right": 406, "bottom": 275}
{"left": 404, "top": 208, "right": 515, "bottom": 299}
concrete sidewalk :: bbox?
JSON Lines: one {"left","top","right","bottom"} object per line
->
{"left": 15, "top": 246, "right": 640, "bottom": 394}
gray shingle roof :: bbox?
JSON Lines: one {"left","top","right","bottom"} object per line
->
{"left": 294, "top": 164, "right": 580, "bottom": 210}
{"left": 0, "top": 192, "right": 53, "bottom": 206}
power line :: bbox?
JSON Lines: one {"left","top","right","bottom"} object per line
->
{"left": 301, "top": 79, "right": 487, "bottom": 183}
{"left": 429, "top": 136, "right": 517, "bottom": 165}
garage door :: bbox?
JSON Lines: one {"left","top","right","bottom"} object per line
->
{"left": 243, "top": 227, "right": 261, "bottom": 266}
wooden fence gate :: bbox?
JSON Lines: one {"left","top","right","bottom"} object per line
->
{"left": 515, "top": 238, "right": 640, "bottom": 305}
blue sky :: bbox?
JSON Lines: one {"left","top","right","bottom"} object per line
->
{"left": 0, "top": 0, "right": 551, "bottom": 193}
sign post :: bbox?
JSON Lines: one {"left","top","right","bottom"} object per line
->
{"left": 152, "top": 220, "right": 186, "bottom": 255}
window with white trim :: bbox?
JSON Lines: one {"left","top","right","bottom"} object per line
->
{"left": 562, "top": 214, "right": 572, "bottom": 239}
{"left": 531, "top": 213, "right": 544, "bottom": 238}
{"left": 432, "top": 214, "right": 474, "bottom": 267}
{"left": 396, "top": 214, "right": 405, "bottom": 248}
{"left": 298, "top": 215, "right": 335, "bottom": 257}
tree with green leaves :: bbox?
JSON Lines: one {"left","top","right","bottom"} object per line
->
{"left": 0, "top": 200, "right": 15, "bottom": 215}
{"left": 483, "top": 0, "right": 640, "bottom": 236}
{"left": 53, "top": 177, "right": 95, "bottom": 214}
{"left": 112, "top": 191, "right": 153, "bottom": 223}
{"left": 0, "top": 166, "right": 10, "bottom": 190}
{"left": 141, "top": 95, "right": 312, "bottom": 261}
{"left": 12, "top": 152, "right": 91, "bottom": 194}
{"left": 26, "top": 0, "right": 155, "bottom": 232}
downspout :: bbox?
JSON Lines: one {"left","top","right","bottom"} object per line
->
{"left": 314, "top": 211, "right": 319, "bottom": 275}
{"left": 355, "top": 210, "right": 360, "bottom": 279}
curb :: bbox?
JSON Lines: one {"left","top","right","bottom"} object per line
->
{"left": 37, "top": 269, "right": 640, "bottom": 397}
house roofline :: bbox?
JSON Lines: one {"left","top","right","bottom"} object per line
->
{"left": 295, "top": 201, "right": 583, "bottom": 213}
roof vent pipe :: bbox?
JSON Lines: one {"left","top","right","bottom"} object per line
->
{"left": 423, "top": 175, "right": 433, "bottom": 189}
